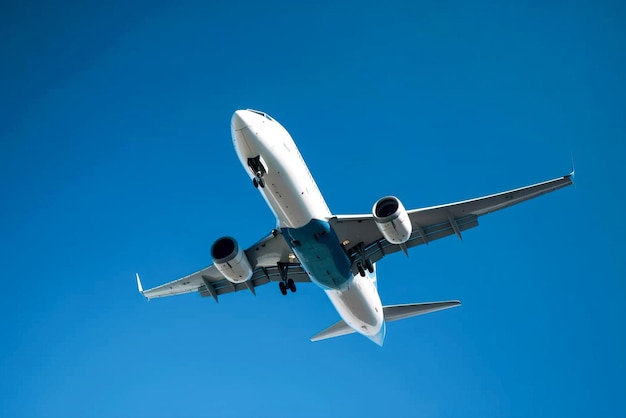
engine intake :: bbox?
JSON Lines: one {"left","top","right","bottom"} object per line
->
{"left": 210, "top": 236, "right": 253, "bottom": 283}
{"left": 372, "top": 196, "right": 412, "bottom": 244}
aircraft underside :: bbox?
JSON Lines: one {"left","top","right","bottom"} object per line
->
{"left": 136, "top": 109, "right": 573, "bottom": 345}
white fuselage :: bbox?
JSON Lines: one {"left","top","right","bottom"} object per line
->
{"left": 231, "top": 109, "right": 385, "bottom": 345}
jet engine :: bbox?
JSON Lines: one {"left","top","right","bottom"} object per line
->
{"left": 210, "top": 236, "right": 253, "bottom": 283}
{"left": 372, "top": 196, "right": 412, "bottom": 244}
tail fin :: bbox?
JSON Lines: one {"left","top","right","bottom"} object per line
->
{"left": 310, "top": 300, "right": 460, "bottom": 343}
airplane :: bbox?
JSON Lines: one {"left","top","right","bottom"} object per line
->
{"left": 136, "top": 109, "right": 573, "bottom": 346}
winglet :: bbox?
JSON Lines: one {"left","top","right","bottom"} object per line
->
{"left": 136, "top": 273, "right": 146, "bottom": 297}
{"left": 567, "top": 156, "right": 576, "bottom": 190}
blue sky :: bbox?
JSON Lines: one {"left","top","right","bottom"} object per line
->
{"left": 1, "top": 1, "right": 625, "bottom": 416}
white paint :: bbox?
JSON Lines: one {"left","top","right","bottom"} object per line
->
{"left": 231, "top": 109, "right": 385, "bottom": 344}
{"left": 231, "top": 109, "right": 330, "bottom": 229}
{"left": 373, "top": 196, "right": 412, "bottom": 244}
{"left": 325, "top": 268, "right": 385, "bottom": 345}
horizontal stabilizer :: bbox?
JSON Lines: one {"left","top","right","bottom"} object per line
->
{"left": 310, "top": 319, "right": 354, "bottom": 342}
{"left": 383, "top": 300, "right": 460, "bottom": 322}
{"left": 310, "top": 300, "right": 461, "bottom": 342}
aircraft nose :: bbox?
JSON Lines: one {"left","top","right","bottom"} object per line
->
{"left": 231, "top": 110, "right": 251, "bottom": 131}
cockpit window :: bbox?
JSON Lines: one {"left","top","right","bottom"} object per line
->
{"left": 247, "top": 109, "right": 273, "bottom": 121}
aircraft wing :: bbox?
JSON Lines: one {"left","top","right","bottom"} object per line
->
{"left": 329, "top": 173, "right": 573, "bottom": 272}
{"left": 137, "top": 232, "right": 310, "bottom": 302}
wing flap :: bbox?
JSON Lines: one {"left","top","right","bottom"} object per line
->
{"left": 139, "top": 231, "right": 310, "bottom": 301}
{"left": 198, "top": 264, "right": 310, "bottom": 298}
{"left": 330, "top": 173, "right": 572, "bottom": 266}
{"left": 140, "top": 265, "right": 215, "bottom": 299}
{"left": 410, "top": 174, "right": 573, "bottom": 224}
{"left": 366, "top": 214, "right": 478, "bottom": 265}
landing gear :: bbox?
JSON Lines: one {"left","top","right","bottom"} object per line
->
{"left": 252, "top": 177, "right": 265, "bottom": 189}
{"left": 277, "top": 262, "right": 296, "bottom": 295}
{"left": 278, "top": 278, "right": 296, "bottom": 295}
{"left": 248, "top": 157, "right": 266, "bottom": 189}
{"left": 257, "top": 175, "right": 265, "bottom": 188}
{"left": 354, "top": 242, "right": 374, "bottom": 276}
{"left": 357, "top": 263, "right": 366, "bottom": 277}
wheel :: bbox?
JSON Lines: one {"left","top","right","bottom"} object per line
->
{"left": 357, "top": 263, "right": 365, "bottom": 277}
{"left": 253, "top": 178, "right": 259, "bottom": 188}
{"left": 279, "top": 281, "right": 287, "bottom": 296}
{"left": 258, "top": 178, "right": 265, "bottom": 188}
{"left": 365, "top": 259, "right": 374, "bottom": 274}
{"left": 287, "top": 278, "right": 296, "bottom": 293}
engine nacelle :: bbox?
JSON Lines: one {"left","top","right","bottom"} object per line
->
{"left": 372, "top": 196, "right": 412, "bottom": 244}
{"left": 210, "top": 236, "right": 253, "bottom": 283}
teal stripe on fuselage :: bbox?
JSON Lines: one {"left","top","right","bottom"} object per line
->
{"left": 282, "top": 219, "right": 352, "bottom": 290}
